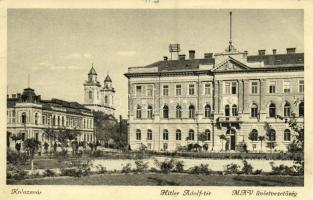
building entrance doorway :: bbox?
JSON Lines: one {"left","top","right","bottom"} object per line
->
{"left": 226, "top": 128, "right": 236, "bottom": 150}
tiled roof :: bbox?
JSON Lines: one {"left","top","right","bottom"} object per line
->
{"left": 144, "top": 58, "right": 215, "bottom": 71}
{"left": 247, "top": 53, "right": 304, "bottom": 66}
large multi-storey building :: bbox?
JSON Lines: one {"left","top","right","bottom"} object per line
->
{"left": 83, "top": 65, "right": 115, "bottom": 115}
{"left": 124, "top": 42, "right": 304, "bottom": 152}
{"left": 7, "top": 88, "right": 95, "bottom": 150}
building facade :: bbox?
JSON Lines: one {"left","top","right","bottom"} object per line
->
{"left": 7, "top": 88, "right": 95, "bottom": 150}
{"left": 83, "top": 65, "right": 115, "bottom": 115}
{"left": 125, "top": 44, "right": 304, "bottom": 152}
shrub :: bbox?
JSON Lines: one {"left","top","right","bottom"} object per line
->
{"left": 270, "top": 162, "right": 295, "bottom": 175}
{"left": 61, "top": 166, "right": 91, "bottom": 177}
{"left": 121, "top": 163, "right": 132, "bottom": 173}
{"left": 241, "top": 160, "right": 253, "bottom": 175}
{"left": 174, "top": 160, "right": 184, "bottom": 173}
{"left": 7, "top": 150, "right": 29, "bottom": 164}
{"left": 43, "top": 169, "right": 56, "bottom": 177}
{"left": 223, "top": 163, "right": 240, "bottom": 175}
{"left": 92, "top": 150, "right": 103, "bottom": 157}
{"left": 7, "top": 164, "right": 28, "bottom": 180}
{"left": 134, "top": 160, "right": 149, "bottom": 172}
{"left": 96, "top": 165, "right": 107, "bottom": 174}
{"left": 55, "top": 149, "right": 68, "bottom": 159}
{"left": 189, "top": 164, "right": 210, "bottom": 175}
{"left": 187, "top": 144, "right": 194, "bottom": 151}
{"left": 176, "top": 145, "right": 187, "bottom": 152}
{"left": 252, "top": 169, "right": 263, "bottom": 175}
{"left": 202, "top": 144, "right": 209, "bottom": 151}
{"left": 154, "top": 158, "right": 175, "bottom": 173}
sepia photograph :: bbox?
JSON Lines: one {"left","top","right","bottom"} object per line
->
{"left": 5, "top": 7, "right": 305, "bottom": 188}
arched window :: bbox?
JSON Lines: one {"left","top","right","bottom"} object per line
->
{"left": 284, "top": 129, "right": 291, "bottom": 141}
{"left": 163, "top": 105, "right": 169, "bottom": 119}
{"left": 147, "top": 105, "right": 153, "bottom": 119}
{"left": 21, "top": 112, "right": 27, "bottom": 124}
{"left": 188, "top": 129, "right": 195, "bottom": 140}
{"left": 284, "top": 102, "right": 291, "bottom": 117}
{"left": 250, "top": 129, "right": 258, "bottom": 141}
{"left": 205, "top": 129, "right": 211, "bottom": 141}
{"left": 299, "top": 102, "right": 304, "bottom": 117}
{"left": 225, "top": 105, "right": 230, "bottom": 116}
{"left": 204, "top": 104, "right": 211, "bottom": 118}
{"left": 189, "top": 105, "right": 195, "bottom": 119}
{"left": 163, "top": 129, "right": 169, "bottom": 140}
{"left": 176, "top": 105, "right": 182, "bottom": 118}
{"left": 34, "top": 113, "right": 38, "bottom": 125}
{"left": 268, "top": 129, "right": 276, "bottom": 141}
{"left": 105, "top": 95, "right": 108, "bottom": 104}
{"left": 269, "top": 103, "right": 276, "bottom": 118}
{"left": 147, "top": 129, "right": 152, "bottom": 140}
{"left": 53, "top": 116, "right": 56, "bottom": 126}
{"left": 136, "top": 129, "right": 141, "bottom": 140}
{"left": 251, "top": 103, "right": 258, "bottom": 118}
{"left": 232, "top": 104, "right": 238, "bottom": 116}
{"left": 89, "top": 91, "right": 92, "bottom": 99}
{"left": 226, "top": 128, "right": 236, "bottom": 135}
{"left": 176, "top": 129, "right": 181, "bottom": 140}
{"left": 136, "top": 105, "right": 142, "bottom": 119}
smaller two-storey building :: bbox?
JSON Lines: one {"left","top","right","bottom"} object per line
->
{"left": 7, "top": 88, "right": 95, "bottom": 150}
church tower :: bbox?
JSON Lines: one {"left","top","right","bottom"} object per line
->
{"left": 83, "top": 64, "right": 115, "bottom": 115}
{"left": 100, "top": 74, "right": 115, "bottom": 115}
{"left": 83, "top": 64, "right": 101, "bottom": 111}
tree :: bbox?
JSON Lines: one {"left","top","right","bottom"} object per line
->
{"left": 258, "top": 136, "right": 265, "bottom": 153}
{"left": 264, "top": 122, "right": 276, "bottom": 153}
{"left": 23, "top": 138, "right": 40, "bottom": 173}
{"left": 93, "top": 111, "right": 118, "bottom": 147}
{"left": 248, "top": 130, "right": 258, "bottom": 151}
{"left": 219, "top": 134, "right": 227, "bottom": 151}
{"left": 277, "top": 113, "right": 304, "bottom": 175}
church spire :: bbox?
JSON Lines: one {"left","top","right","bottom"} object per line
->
{"left": 88, "top": 63, "right": 97, "bottom": 75}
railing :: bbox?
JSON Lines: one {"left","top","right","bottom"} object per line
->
{"left": 217, "top": 116, "right": 242, "bottom": 123}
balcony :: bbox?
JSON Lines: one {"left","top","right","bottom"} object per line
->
{"left": 217, "top": 116, "right": 242, "bottom": 123}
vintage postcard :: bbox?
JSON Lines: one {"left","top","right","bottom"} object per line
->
{"left": 0, "top": 0, "right": 312, "bottom": 200}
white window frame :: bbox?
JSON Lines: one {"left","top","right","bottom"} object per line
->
{"left": 163, "top": 85, "right": 169, "bottom": 96}
{"left": 204, "top": 83, "right": 211, "bottom": 95}
{"left": 269, "top": 81, "right": 276, "bottom": 94}
{"left": 283, "top": 81, "right": 291, "bottom": 93}
{"left": 251, "top": 81, "right": 258, "bottom": 94}
{"left": 176, "top": 84, "right": 182, "bottom": 96}
{"left": 189, "top": 84, "right": 195, "bottom": 95}
{"left": 299, "top": 80, "right": 304, "bottom": 93}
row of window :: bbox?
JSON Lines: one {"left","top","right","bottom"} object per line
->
{"left": 135, "top": 101, "right": 304, "bottom": 119}
{"left": 135, "top": 129, "right": 211, "bottom": 141}
{"left": 135, "top": 83, "right": 212, "bottom": 97}
{"left": 135, "top": 128, "right": 292, "bottom": 142}
{"left": 18, "top": 112, "right": 93, "bottom": 129}
{"left": 136, "top": 104, "right": 212, "bottom": 119}
{"left": 134, "top": 80, "right": 304, "bottom": 97}
{"left": 249, "top": 129, "right": 291, "bottom": 141}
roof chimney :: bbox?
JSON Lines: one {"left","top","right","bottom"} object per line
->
{"left": 189, "top": 50, "right": 195, "bottom": 59}
{"left": 272, "top": 49, "right": 277, "bottom": 55}
{"left": 286, "top": 48, "right": 296, "bottom": 54}
{"left": 178, "top": 54, "right": 186, "bottom": 60}
{"left": 258, "top": 49, "right": 266, "bottom": 55}
{"left": 204, "top": 53, "right": 213, "bottom": 59}
{"left": 163, "top": 56, "right": 168, "bottom": 61}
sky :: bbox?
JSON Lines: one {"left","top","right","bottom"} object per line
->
{"left": 7, "top": 9, "right": 303, "bottom": 118}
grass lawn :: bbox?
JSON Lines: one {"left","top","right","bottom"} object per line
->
{"left": 8, "top": 173, "right": 304, "bottom": 186}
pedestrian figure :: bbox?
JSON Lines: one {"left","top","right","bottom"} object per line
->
{"left": 15, "top": 142, "right": 21, "bottom": 152}
{"left": 53, "top": 142, "right": 57, "bottom": 153}
{"left": 44, "top": 142, "right": 49, "bottom": 153}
